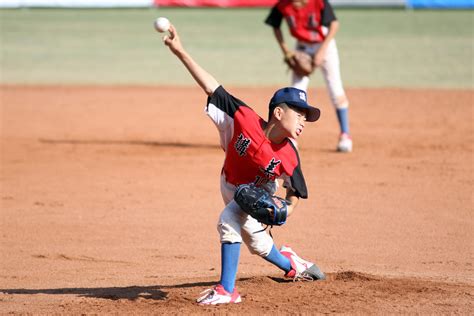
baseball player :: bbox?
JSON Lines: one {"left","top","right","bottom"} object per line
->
{"left": 163, "top": 24, "right": 325, "bottom": 306}
{"left": 265, "top": 0, "right": 353, "bottom": 152}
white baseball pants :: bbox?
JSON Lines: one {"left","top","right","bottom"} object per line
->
{"left": 292, "top": 39, "right": 348, "bottom": 109}
{"left": 217, "top": 174, "right": 275, "bottom": 257}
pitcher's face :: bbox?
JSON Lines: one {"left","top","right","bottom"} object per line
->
{"left": 278, "top": 106, "right": 307, "bottom": 139}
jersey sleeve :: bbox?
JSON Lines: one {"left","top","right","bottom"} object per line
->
{"left": 206, "top": 85, "right": 247, "bottom": 151}
{"left": 282, "top": 140, "right": 309, "bottom": 199}
{"left": 264, "top": 5, "right": 284, "bottom": 28}
{"left": 206, "top": 85, "right": 245, "bottom": 118}
{"left": 321, "top": 0, "right": 337, "bottom": 26}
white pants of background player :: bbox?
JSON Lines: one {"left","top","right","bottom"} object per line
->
{"left": 293, "top": 39, "right": 349, "bottom": 110}
{"left": 217, "top": 174, "right": 276, "bottom": 257}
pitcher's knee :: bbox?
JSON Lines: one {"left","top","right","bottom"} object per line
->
{"left": 218, "top": 222, "right": 243, "bottom": 244}
{"left": 246, "top": 235, "right": 273, "bottom": 257}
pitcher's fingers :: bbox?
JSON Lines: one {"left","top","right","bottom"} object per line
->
{"left": 168, "top": 24, "right": 176, "bottom": 39}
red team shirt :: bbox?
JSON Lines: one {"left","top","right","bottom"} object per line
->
{"left": 206, "top": 86, "right": 308, "bottom": 199}
{"left": 265, "top": 0, "right": 336, "bottom": 43}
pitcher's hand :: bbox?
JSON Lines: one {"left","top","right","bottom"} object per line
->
{"left": 163, "top": 24, "right": 184, "bottom": 56}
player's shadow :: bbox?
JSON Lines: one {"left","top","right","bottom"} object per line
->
{"left": 39, "top": 139, "right": 220, "bottom": 150}
{"left": 39, "top": 139, "right": 337, "bottom": 153}
{"left": 0, "top": 281, "right": 216, "bottom": 301}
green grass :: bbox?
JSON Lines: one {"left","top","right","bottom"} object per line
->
{"left": 0, "top": 8, "right": 472, "bottom": 88}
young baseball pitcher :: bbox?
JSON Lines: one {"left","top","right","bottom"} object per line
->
{"left": 265, "top": 0, "right": 353, "bottom": 152}
{"left": 162, "top": 23, "right": 325, "bottom": 306}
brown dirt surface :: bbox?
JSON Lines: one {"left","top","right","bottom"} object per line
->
{"left": 1, "top": 85, "right": 473, "bottom": 314}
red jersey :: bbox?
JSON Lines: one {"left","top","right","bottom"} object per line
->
{"left": 206, "top": 86, "right": 308, "bottom": 199}
{"left": 265, "top": 0, "right": 336, "bottom": 43}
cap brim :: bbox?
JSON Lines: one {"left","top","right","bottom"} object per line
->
{"left": 286, "top": 101, "right": 321, "bottom": 122}
{"left": 306, "top": 106, "right": 320, "bottom": 122}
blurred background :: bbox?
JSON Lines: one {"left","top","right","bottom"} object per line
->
{"left": 0, "top": 0, "right": 472, "bottom": 88}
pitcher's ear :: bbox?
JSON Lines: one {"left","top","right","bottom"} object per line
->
{"left": 273, "top": 106, "right": 284, "bottom": 120}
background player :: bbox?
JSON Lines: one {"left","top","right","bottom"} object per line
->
{"left": 265, "top": 0, "right": 353, "bottom": 152}
{"left": 162, "top": 23, "right": 325, "bottom": 305}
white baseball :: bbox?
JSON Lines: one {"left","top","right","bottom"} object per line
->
{"left": 154, "top": 17, "right": 170, "bottom": 33}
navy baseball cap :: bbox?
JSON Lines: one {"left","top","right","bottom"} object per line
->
{"left": 269, "top": 87, "right": 320, "bottom": 122}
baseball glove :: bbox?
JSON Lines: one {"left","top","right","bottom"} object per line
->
{"left": 234, "top": 183, "right": 288, "bottom": 226}
{"left": 284, "top": 51, "right": 314, "bottom": 77}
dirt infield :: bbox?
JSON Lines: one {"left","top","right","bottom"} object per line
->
{"left": 1, "top": 85, "right": 472, "bottom": 314}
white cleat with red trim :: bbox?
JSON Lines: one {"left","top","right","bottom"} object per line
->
{"left": 196, "top": 284, "right": 242, "bottom": 305}
{"left": 280, "top": 245, "right": 326, "bottom": 281}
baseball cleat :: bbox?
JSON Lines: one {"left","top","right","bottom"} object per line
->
{"left": 281, "top": 245, "right": 326, "bottom": 281}
{"left": 337, "top": 133, "right": 353, "bottom": 153}
{"left": 196, "top": 284, "right": 242, "bottom": 305}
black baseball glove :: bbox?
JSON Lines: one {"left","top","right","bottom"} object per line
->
{"left": 234, "top": 183, "right": 288, "bottom": 226}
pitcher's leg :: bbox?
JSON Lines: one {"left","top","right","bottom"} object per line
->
{"left": 263, "top": 244, "right": 292, "bottom": 272}
{"left": 219, "top": 242, "right": 241, "bottom": 293}
{"left": 240, "top": 215, "right": 274, "bottom": 257}
{"left": 239, "top": 219, "right": 292, "bottom": 274}
{"left": 216, "top": 200, "right": 246, "bottom": 293}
